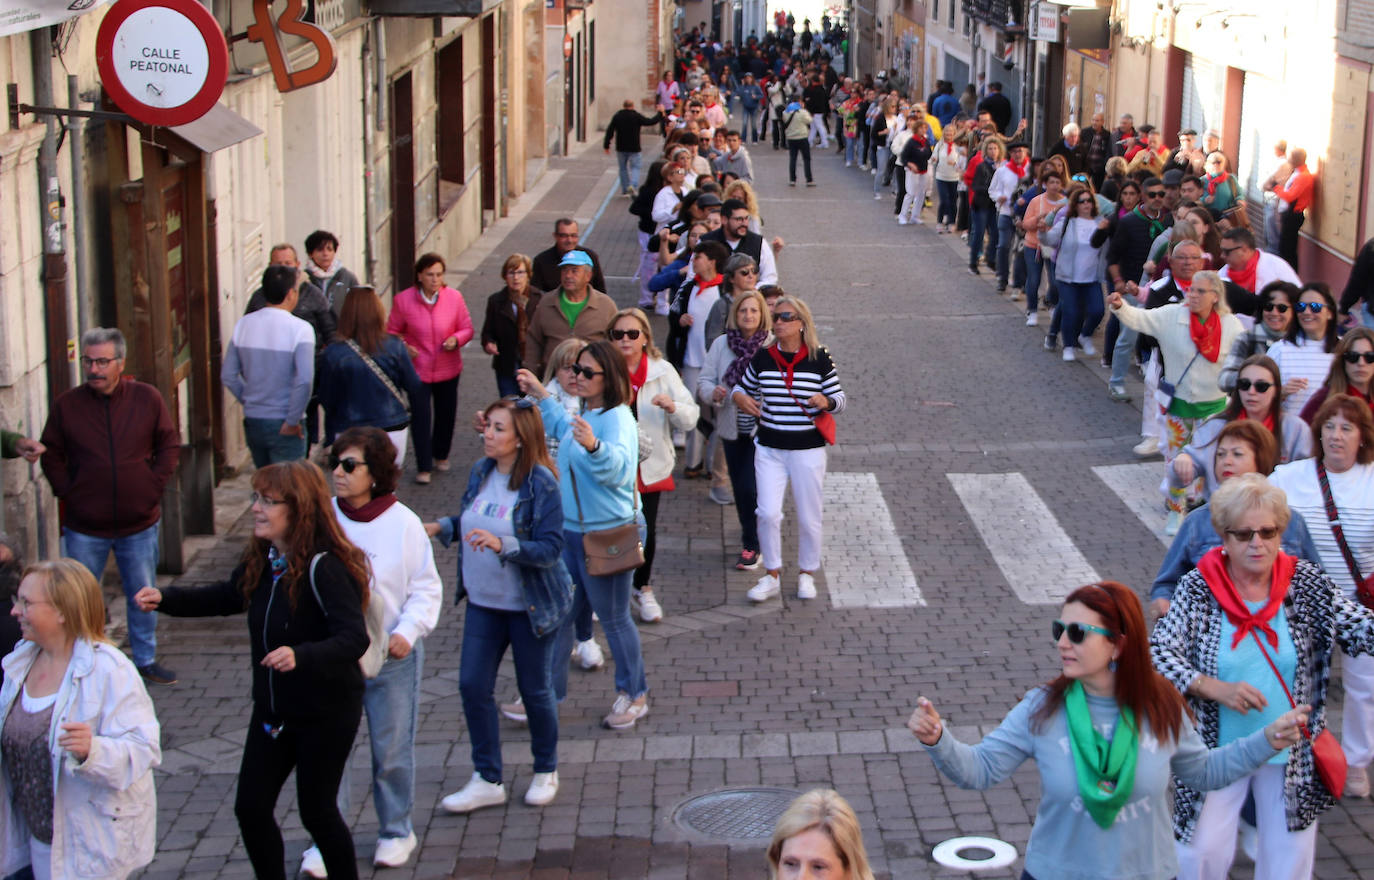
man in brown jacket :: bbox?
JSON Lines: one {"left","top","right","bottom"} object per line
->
{"left": 40, "top": 327, "right": 180, "bottom": 684}
{"left": 523, "top": 250, "right": 618, "bottom": 377}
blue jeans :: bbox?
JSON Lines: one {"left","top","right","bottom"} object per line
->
{"left": 873, "top": 147, "right": 889, "bottom": 193}
{"left": 495, "top": 372, "right": 521, "bottom": 398}
{"left": 740, "top": 107, "right": 760, "bottom": 141}
{"left": 243, "top": 417, "right": 306, "bottom": 468}
{"left": 968, "top": 205, "right": 997, "bottom": 270}
{"left": 615, "top": 151, "right": 642, "bottom": 194}
{"left": 722, "top": 437, "right": 759, "bottom": 552}
{"left": 552, "top": 529, "right": 647, "bottom": 701}
{"left": 460, "top": 605, "right": 558, "bottom": 781}
{"left": 1059, "top": 280, "right": 1106, "bottom": 348}
{"left": 996, "top": 214, "right": 1016, "bottom": 284}
{"left": 1110, "top": 323, "right": 1140, "bottom": 387}
{"left": 1024, "top": 248, "right": 1046, "bottom": 313}
{"left": 63, "top": 522, "right": 160, "bottom": 667}
{"left": 844, "top": 134, "right": 858, "bottom": 164}
{"left": 337, "top": 640, "right": 424, "bottom": 839}
{"left": 936, "top": 180, "right": 958, "bottom": 225}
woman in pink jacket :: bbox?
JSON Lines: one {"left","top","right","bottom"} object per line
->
{"left": 386, "top": 252, "right": 475, "bottom": 484}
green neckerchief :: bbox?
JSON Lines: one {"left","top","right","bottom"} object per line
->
{"left": 1064, "top": 681, "right": 1140, "bottom": 829}
{"left": 1132, "top": 205, "right": 1168, "bottom": 242}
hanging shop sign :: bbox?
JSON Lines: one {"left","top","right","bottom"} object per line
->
{"left": 245, "top": 0, "right": 337, "bottom": 93}
{"left": 1028, "top": 2, "right": 1060, "bottom": 43}
{"left": 1, "top": 0, "right": 110, "bottom": 38}
{"left": 96, "top": 0, "right": 229, "bottom": 126}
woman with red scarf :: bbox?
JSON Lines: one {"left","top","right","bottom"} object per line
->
{"left": 1202, "top": 152, "right": 1241, "bottom": 219}
{"left": 1110, "top": 271, "right": 1244, "bottom": 532}
{"left": 1152, "top": 473, "right": 1374, "bottom": 878}
{"left": 1299, "top": 327, "right": 1374, "bottom": 424}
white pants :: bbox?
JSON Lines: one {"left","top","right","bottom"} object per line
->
{"left": 755, "top": 443, "right": 827, "bottom": 572}
{"left": 1142, "top": 353, "right": 1163, "bottom": 439}
{"left": 681, "top": 366, "right": 704, "bottom": 469}
{"left": 26, "top": 837, "right": 52, "bottom": 880}
{"left": 1175, "top": 763, "right": 1316, "bottom": 880}
{"left": 808, "top": 114, "right": 830, "bottom": 147}
{"left": 387, "top": 428, "right": 408, "bottom": 466}
{"left": 900, "top": 170, "right": 929, "bottom": 221}
{"left": 1342, "top": 649, "right": 1374, "bottom": 767}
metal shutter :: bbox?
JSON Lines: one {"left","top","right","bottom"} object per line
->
{"left": 1180, "top": 53, "right": 1223, "bottom": 136}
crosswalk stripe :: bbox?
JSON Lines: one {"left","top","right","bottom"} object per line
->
{"left": 823, "top": 472, "right": 925, "bottom": 607}
{"left": 947, "top": 472, "right": 1101, "bottom": 604}
{"left": 1092, "top": 463, "right": 1172, "bottom": 547}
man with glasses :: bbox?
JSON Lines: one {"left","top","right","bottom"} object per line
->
{"left": 1106, "top": 177, "right": 1174, "bottom": 419}
{"left": 1216, "top": 226, "right": 1300, "bottom": 298}
{"left": 40, "top": 327, "right": 180, "bottom": 685}
{"left": 530, "top": 218, "right": 606, "bottom": 294}
{"left": 702, "top": 198, "right": 778, "bottom": 286}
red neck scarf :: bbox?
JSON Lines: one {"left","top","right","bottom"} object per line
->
{"left": 1229, "top": 249, "right": 1260, "bottom": 292}
{"left": 1007, "top": 156, "right": 1029, "bottom": 178}
{"left": 337, "top": 494, "right": 398, "bottom": 523}
{"left": 1191, "top": 310, "right": 1222, "bottom": 362}
{"left": 628, "top": 354, "right": 648, "bottom": 403}
{"left": 1197, "top": 546, "right": 1295, "bottom": 648}
{"left": 694, "top": 274, "right": 724, "bottom": 296}
{"left": 1206, "top": 171, "right": 1231, "bottom": 195}
{"left": 1175, "top": 276, "right": 1193, "bottom": 293}
{"left": 767, "top": 343, "right": 809, "bottom": 388}
{"left": 1240, "top": 409, "right": 1276, "bottom": 432}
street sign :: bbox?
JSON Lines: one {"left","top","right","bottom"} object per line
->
{"left": 96, "top": 0, "right": 228, "bottom": 126}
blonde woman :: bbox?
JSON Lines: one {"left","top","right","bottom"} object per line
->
{"left": 0, "top": 559, "right": 161, "bottom": 880}
{"left": 732, "top": 296, "right": 845, "bottom": 602}
{"left": 766, "top": 789, "right": 876, "bottom": 880}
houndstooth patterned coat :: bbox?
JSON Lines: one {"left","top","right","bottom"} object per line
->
{"left": 1151, "top": 559, "right": 1374, "bottom": 839}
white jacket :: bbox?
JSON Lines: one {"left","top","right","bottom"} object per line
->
{"left": 0, "top": 639, "right": 160, "bottom": 879}
{"left": 1112, "top": 301, "right": 1242, "bottom": 405}
{"left": 635, "top": 356, "right": 699, "bottom": 485}
{"left": 989, "top": 163, "right": 1023, "bottom": 216}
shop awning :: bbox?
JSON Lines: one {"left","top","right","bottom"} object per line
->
{"left": 169, "top": 103, "right": 263, "bottom": 153}
{"left": 368, "top": 0, "right": 484, "bottom": 16}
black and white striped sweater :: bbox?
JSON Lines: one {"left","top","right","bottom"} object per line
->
{"left": 733, "top": 345, "right": 845, "bottom": 449}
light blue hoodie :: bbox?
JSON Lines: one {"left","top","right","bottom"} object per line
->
{"left": 538, "top": 396, "right": 638, "bottom": 533}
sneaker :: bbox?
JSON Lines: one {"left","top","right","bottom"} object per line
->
{"left": 960, "top": 231, "right": 969, "bottom": 242}
{"left": 996, "top": 282, "right": 1007, "bottom": 292}
{"left": 1109, "top": 385, "right": 1130, "bottom": 402}
{"left": 440, "top": 773, "right": 507, "bottom": 814}
{"left": 300, "top": 846, "right": 327, "bottom": 878}
{"left": 1100, "top": 356, "right": 1112, "bottom": 368}
{"left": 845, "top": 160, "right": 853, "bottom": 167}
{"left": 797, "top": 572, "right": 817, "bottom": 600}
{"left": 1008, "top": 287, "right": 1023, "bottom": 301}
{"left": 708, "top": 486, "right": 733, "bottom": 506}
{"left": 1164, "top": 510, "right": 1183, "bottom": 536}
{"left": 1133, "top": 436, "right": 1160, "bottom": 456}
{"left": 747, "top": 573, "right": 781, "bottom": 602}
{"left": 1078, "top": 336, "right": 1097, "bottom": 356}
{"left": 373, "top": 831, "right": 418, "bottom": 868}
{"left": 138, "top": 662, "right": 178, "bottom": 685}
{"left": 414, "top": 472, "right": 432, "bottom": 485}
{"left": 500, "top": 696, "right": 527, "bottom": 723}
{"left": 524, "top": 771, "right": 559, "bottom": 806}
{"left": 603, "top": 693, "right": 649, "bottom": 729}
{"left": 633, "top": 588, "right": 663, "bottom": 623}
{"left": 897, "top": 217, "right": 909, "bottom": 225}
{"left": 735, "top": 549, "right": 761, "bottom": 570}
{"left": 1043, "top": 334, "right": 1057, "bottom": 351}
{"left": 1025, "top": 312, "right": 1038, "bottom": 327}
{"left": 574, "top": 638, "right": 605, "bottom": 670}
{"left": 1062, "top": 346, "right": 1076, "bottom": 361}
{"left": 435, "top": 459, "right": 451, "bottom": 472}
{"left": 789, "top": 180, "right": 796, "bottom": 187}
{"left": 1347, "top": 765, "right": 1371, "bottom": 797}
{"left": 968, "top": 265, "right": 980, "bottom": 276}
{"left": 806, "top": 181, "right": 816, "bottom": 187}
{"left": 915, "top": 217, "right": 925, "bottom": 225}
{"left": 874, "top": 192, "right": 883, "bottom": 200}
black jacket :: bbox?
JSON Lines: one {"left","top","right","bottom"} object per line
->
{"left": 1047, "top": 140, "right": 1089, "bottom": 175}
{"left": 1106, "top": 209, "right": 1174, "bottom": 288}
{"left": 159, "top": 554, "right": 367, "bottom": 720}
{"left": 531, "top": 245, "right": 607, "bottom": 294}
{"left": 481, "top": 287, "right": 543, "bottom": 377}
{"left": 701, "top": 229, "right": 765, "bottom": 264}
{"left": 977, "top": 92, "right": 1012, "bottom": 134}
{"left": 603, "top": 108, "right": 664, "bottom": 153}
{"left": 802, "top": 84, "right": 829, "bottom": 115}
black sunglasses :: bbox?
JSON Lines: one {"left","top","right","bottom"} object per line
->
{"left": 1295, "top": 301, "right": 1326, "bottom": 313}
{"left": 328, "top": 454, "right": 366, "bottom": 474}
{"left": 1225, "top": 527, "right": 1281, "bottom": 542}
{"left": 1145, "top": 190, "right": 1166, "bottom": 198}
{"left": 1344, "top": 351, "right": 1374, "bottom": 364}
{"left": 773, "top": 311, "right": 801, "bottom": 323}
{"left": 1235, "top": 378, "right": 1274, "bottom": 393}
{"left": 1262, "top": 302, "right": 1290, "bottom": 314}
{"left": 1052, "top": 620, "right": 1115, "bottom": 644}
{"left": 610, "top": 328, "right": 642, "bottom": 341}
{"left": 569, "top": 364, "right": 604, "bottom": 378}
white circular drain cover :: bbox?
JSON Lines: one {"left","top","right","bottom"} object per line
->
{"left": 931, "top": 836, "right": 1018, "bottom": 871}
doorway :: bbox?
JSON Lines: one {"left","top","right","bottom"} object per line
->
{"left": 390, "top": 72, "right": 415, "bottom": 291}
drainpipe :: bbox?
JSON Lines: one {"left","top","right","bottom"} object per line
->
{"left": 67, "top": 75, "right": 89, "bottom": 352}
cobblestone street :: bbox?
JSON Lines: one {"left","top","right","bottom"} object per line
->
{"left": 130, "top": 140, "right": 1374, "bottom": 879}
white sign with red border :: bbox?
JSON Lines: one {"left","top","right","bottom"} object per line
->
{"left": 96, "top": 0, "right": 228, "bottom": 127}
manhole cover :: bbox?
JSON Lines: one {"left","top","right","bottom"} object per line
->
{"left": 672, "top": 787, "right": 803, "bottom": 843}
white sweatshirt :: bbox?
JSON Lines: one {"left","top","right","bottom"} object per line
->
{"left": 332, "top": 498, "right": 443, "bottom": 646}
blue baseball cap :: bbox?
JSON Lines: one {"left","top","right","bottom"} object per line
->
{"left": 558, "top": 250, "right": 594, "bottom": 268}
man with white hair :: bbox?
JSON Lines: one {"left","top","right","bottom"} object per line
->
{"left": 1047, "top": 122, "right": 1088, "bottom": 175}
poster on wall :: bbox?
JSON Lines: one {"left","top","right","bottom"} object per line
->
{"left": 0, "top": 0, "right": 110, "bottom": 38}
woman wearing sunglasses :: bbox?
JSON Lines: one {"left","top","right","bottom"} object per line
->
{"left": 1298, "top": 327, "right": 1374, "bottom": 425}
{"left": 732, "top": 296, "right": 845, "bottom": 602}
{"left": 1218, "top": 281, "right": 1299, "bottom": 391}
{"left": 1266, "top": 282, "right": 1339, "bottom": 416}
{"left": 608, "top": 308, "right": 699, "bottom": 624}
{"left": 1168, "top": 355, "right": 1313, "bottom": 504}
{"left": 292, "top": 428, "right": 442, "bottom": 874}
{"left": 1152, "top": 473, "right": 1374, "bottom": 877}
{"left": 516, "top": 342, "right": 651, "bottom": 730}
{"left": 910, "top": 580, "right": 1309, "bottom": 880}
{"left": 1270, "top": 394, "right": 1374, "bottom": 798}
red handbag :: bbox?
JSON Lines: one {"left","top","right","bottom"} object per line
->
{"left": 1250, "top": 629, "right": 1346, "bottom": 799}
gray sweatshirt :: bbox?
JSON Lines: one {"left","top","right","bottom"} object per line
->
{"left": 924, "top": 688, "right": 1277, "bottom": 880}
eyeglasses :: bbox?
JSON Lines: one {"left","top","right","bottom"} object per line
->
{"left": 773, "top": 312, "right": 800, "bottom": 323}
{"left": 328, "top": 454, "right": 366, "bottom": 474}
{"left": 1145, "top": 190, "right": 1166, "bottom": 199}
{"left": 80, "top": 356, "right": 120, "bottom": 368}
{"left": 250, "top": 492, "right": 288, "bottom": 507}
{"left": 505, "top": 268, "right": 528, "bottom": 276}
{"left": 1295, "top": 302, "right": 1326, "bottom": 314}
{"left": 1219, "top": 245, "right": 1244, "bottom": 255}
{"left": 1052, "top": 620, "right": 1115, "bottom": 644}
{"left": 1344, "top": 351, "right": 1374, "bottom": 364}
{"left": 1235, "top": 378, "right": 1274, "bottom": 392}
{"left": 735, "top": 267, "right": 760, "bottom": 275}
{"left": 12, "top": 595, "right": 52, "bottom": 614}
{"left": 610, "top": 328, "right": 642, "bottom": 341}
{"left": 1262, "top": 302, "right": 1290, "bottom": 314}
{"left": 1225, "top": 527, "right": 1281, "bottom": 542}
{"left": 569, "top": 364, "right": 604, "bottom": 378}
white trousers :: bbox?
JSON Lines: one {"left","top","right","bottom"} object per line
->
{"left": 755, "top": 443, "right": 827, "bottom": 572}
{"left": 900, "top": 170, "right": 929, "bottom": 221}
{"left": 387, "top": 428, "right": 408, "bottom": 467}
{"left": 25, "top": 837, "right": 52, "bottom": 880}
{"left": 1142, "top": 353, "right": 1163, "bottom": 439}
{"left": 808, "top": 114, "right": 830, "bottom": 147}
{"left": 680, "top": 366, "right": 704, "bottom": 469}
{"left": 1342, "top": 650, "right": 1374, "bottom": 767}
{"left": 1175, "top": 763, "right": 1316, "bottom": 880}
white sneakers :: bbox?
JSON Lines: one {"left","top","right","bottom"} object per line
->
{"left": 603, "top": 693, "right": 650, "bottom": 729}
{"left": 1062, "top": 346, "right": 1076, "bottom": 361}
{"left": 632, "top": 588, "right": 663, "bottom": 623}
{"left": 441, "top": 773, "right": 507, "bottom": 814}
{"left": 300, "top": 846, "right": 327, "bottom": 878}
{"left": 1078, "top": 336, "right": 1097, "bottom": 356}
{"left": 747, "top": 572, "right": 818, "bottom": 601}
{"left": 373, "top": 831, "right": 418, "bottom": 868}
{"left": 1346, "top": 764, "right": 1371, "bottom": 798}
{"left": 1133, "top": 436, "right": 1161, "bottom": 456}
{"left": 524, "top": 771, "right": 560, "bottom": 806}
{"left": 1025, "top": 312, "right": 1038, "bottom": 326}
{"left": 796, "top": 573, "right": 817, "bottom": 599}
{"left": 574, "top": 638, "right": 605, "bottom": 670}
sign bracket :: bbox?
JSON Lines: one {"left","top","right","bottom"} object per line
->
{"left": 7, "top": 86, "right": 134, "bottom": 130}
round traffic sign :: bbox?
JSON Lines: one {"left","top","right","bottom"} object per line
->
{"left": 96, "top": 0, "right": 229, "bottom": 127}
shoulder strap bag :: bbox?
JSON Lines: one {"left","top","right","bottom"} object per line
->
{"left": 567, "top": 446, "right": 645, "bottom": 577}
{"left": 309, "top": 552, "right": 388, "bottom": 678}
{"left": 1248, "top": 626, "right": 1346, "bottom": 799}
{"left": 1154, "top": 350, "right": 1201, "bottom": 412}
{"left": 345, "top": 339, "right": 410, "bottom": 415}
{"left": 1316, "top": 461, "right": 1374, "bottom": 609}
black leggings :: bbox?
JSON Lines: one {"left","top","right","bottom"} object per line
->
{"left": 412, "top": 375, "right": 460, "bottom": 470}
{"left": 633, "top": 489, "right": 663, "bottom": 589}
{"left": 235, "top": 704, "right": 362, "bottom": 880}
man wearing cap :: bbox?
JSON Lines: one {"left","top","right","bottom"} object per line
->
{"left": 523, "top": 250, "right": 618, "bottom": 377}
{"left": 1161, "top": 169, "right": 1185, "bottom": 212}
{"left": 530, "top": 218, "right": 608, "bottom": 294}
{"left": 1164, "top": 128, "right": 1205, "bottom": 177}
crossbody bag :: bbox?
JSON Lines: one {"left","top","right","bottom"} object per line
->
{"left": 1248, "top": 627, "right": 1346, "bottom": 799}
{"left": 1316, "top": 461, "right": 1374, "bottom": 609}
{"left": 568, "top": 451, "right": 644, "bottom": 577}
{"left": 1154, "top": 350, "right": 1201, "bottom": 411}
{"left": 345, "top": 339, "right": 410, "bottom": 415}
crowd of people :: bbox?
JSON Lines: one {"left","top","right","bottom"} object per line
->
{"left": 0, "top": 16, "right": 1371, "bottom": 880}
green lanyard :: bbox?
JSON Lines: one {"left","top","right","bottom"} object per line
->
{"left": 1063, "top": 681, "right": 1140, "bottom": 829}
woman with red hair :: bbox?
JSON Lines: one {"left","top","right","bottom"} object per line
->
{"left": 909, "top": 581, "right": 1308, "bottom": 880}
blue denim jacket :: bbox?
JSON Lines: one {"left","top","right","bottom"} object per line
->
{"left": 437, "top": 459, "right": 574, "bottom": 637}
{"left": 1150, "top": 504, "right": 1324, "bottom": 601}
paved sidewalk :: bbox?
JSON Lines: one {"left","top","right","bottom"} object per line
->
{"left": 125, "top": 138, "right": 1374, "bottom": 880}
